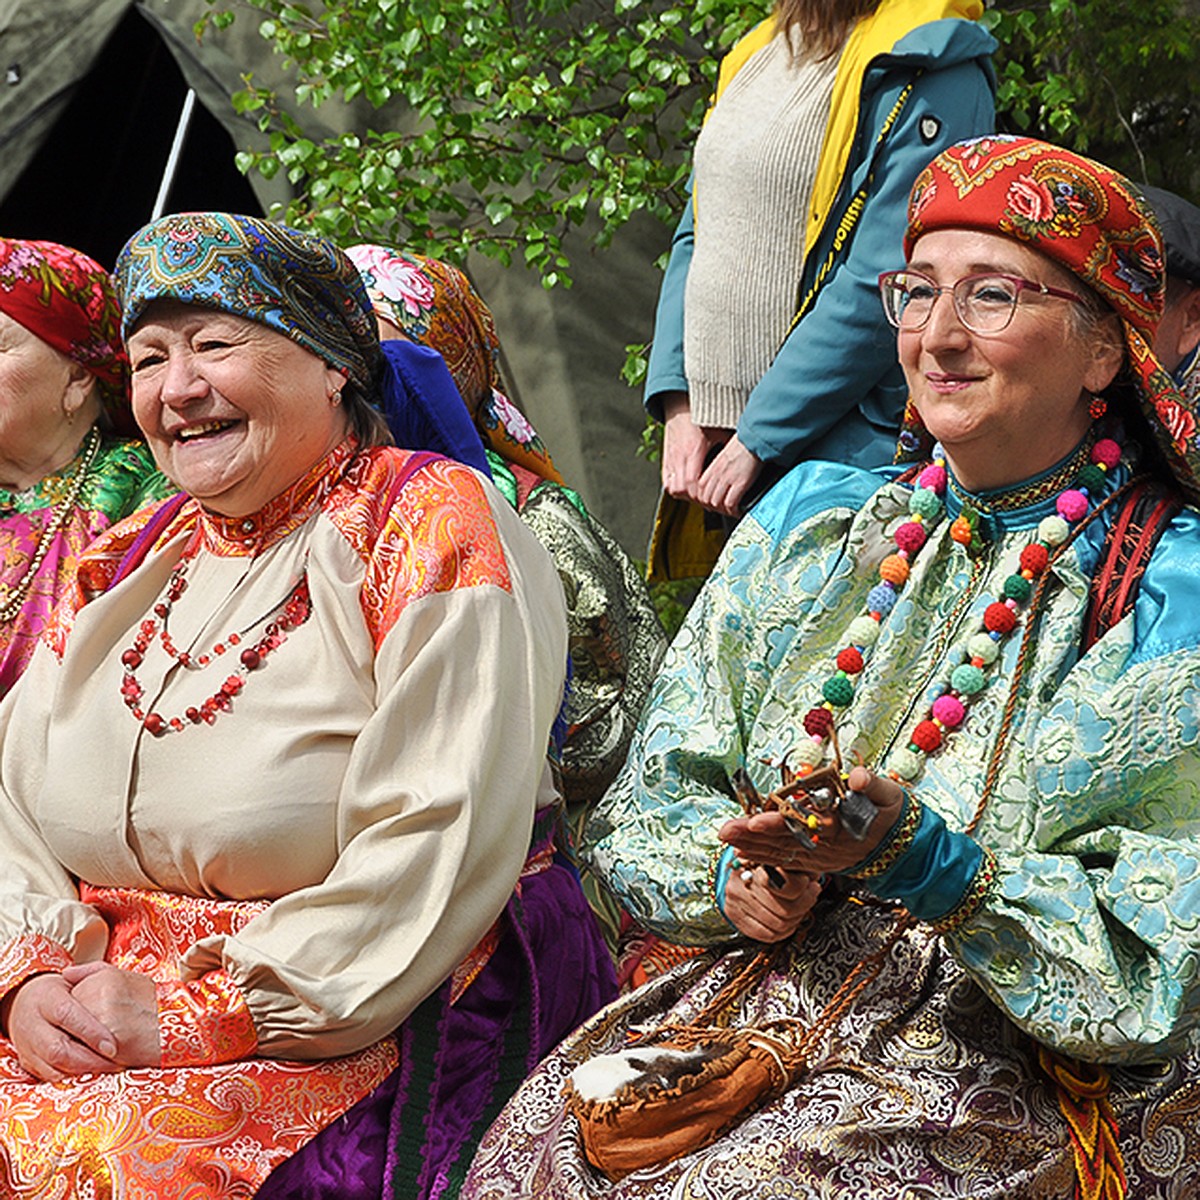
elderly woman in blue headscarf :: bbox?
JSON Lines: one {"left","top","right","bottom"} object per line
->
{"left": 0, "top": 213, "right": 615, "bottom": 1200}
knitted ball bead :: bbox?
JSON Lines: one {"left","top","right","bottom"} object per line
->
{"left": 909, "top": 488, "right": 942, "bottom": 519}
{"left": 967, "top": 632, "right": 1000, "bottom": 664}
{"left": 1019, "top": 543, "right": 1050, "bottom": 574}
{"left": 868, "top": 584, "right": 897, "bottom": 615}
{"left": 984, "top": 602, "right": 1017, "bottom": 634}
{"left": 847, "top": 616, "right": 881, "bottom": 646}
{"left": 803, "top": 707, "right": 835, "bottom": 737}
{"left": 1093, "top": 438, "right": 1121, "bottom": 469}
{"left": 879, "top": 555, "right": 910, "bottom": 585}
{"left": 1076, "top": 463, "right": 1105, "bottom": 492}
{"left": 793, "top": 739, "right": 824, "bottom": 767}
{"left": 917, "top": 464, "right": 947, "bottom": 492}
{"left": 894, "top": 521, "right": 927, "bottom": 554}
{"left": 823, "top": 675, "right": 855, "bottom": 707}
{"left": 950, "top": 516, "right": 973, "bottom": 544}
{"left": 1038, "top": 515, "right": 1070, "bottom": 545}
{"left": 932, "top": 694, "right": 966, "bottom": 727}
{"left": 1003, "top": 573, "right": 1032, "bottom": 602}
{"left": 911, "top": 720, "right": 942, "bottom": 752}
{"left": 1056, "top": 489, "right": 1089, "bottom": 522}
{"left": 950, "top": 663, "right": 986, "bottom": 694}
{"left": 836, "top": 646, "right": 865, "bottom": 674}
{"left": 891, "top": 747, "right": 924, "bottom": 781}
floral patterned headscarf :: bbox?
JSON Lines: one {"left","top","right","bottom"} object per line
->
{"left": 0, "top": 238, "right": 132, "bottom": 434}
{"left": 896, "top": 135, "right": 1198, "bottom": 501}
{"left": 346, "top": 244, "right": 564, "bottom": 484}
{"left": 116, "top": 213, "right": 382, "bottom": 397}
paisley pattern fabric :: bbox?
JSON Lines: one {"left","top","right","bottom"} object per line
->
{"left": 0, "top": 887, "right": 397, "bottom": 1197}
{"left": 0, "top": 238, "right": 131, "bottom": 423}
{"left": 461, "top": 452, "right": 1200, "bottom": 1198}
{"left": 115, "top": 213, "right": 382, "bottom": 393}
{"left": 0, "top": 437, "right": 170, "bottom": 694}
{"left": 897, "top": 136, "right": 1199, "bottom": 506}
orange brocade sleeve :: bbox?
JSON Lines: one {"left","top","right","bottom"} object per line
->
{"left": 155, "top": 970, "right": 259, "bottom": 1068}
{"left": 0, "top": 934, "right": 74, "bottom": 1003}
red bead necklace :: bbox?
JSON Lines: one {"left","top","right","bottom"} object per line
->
{"left": 120, "top": 544, "right": 312, "bottom": 736}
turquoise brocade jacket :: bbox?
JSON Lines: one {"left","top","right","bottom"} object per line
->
{"left": 586, "top": 455, "right": 1200, "bottom": 1064}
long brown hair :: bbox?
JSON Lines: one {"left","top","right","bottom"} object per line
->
{"left": 774, "top": 0, "right": 883, "bottom": 60}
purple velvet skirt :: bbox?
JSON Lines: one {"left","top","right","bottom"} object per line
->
{"left": 255, "top": 859, "right": 617, "bottom": 1199}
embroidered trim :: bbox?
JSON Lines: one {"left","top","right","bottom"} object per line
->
{"left": 948, "top": 429, "right": 1097, "bottom": 514}
{"left": 0, "top": 934, "right": 73, "bottom": 1004}
{"left": 846, "top": 790, "right": 922, "bottom": 881}
{"left": 928, "top": 846, "right": 999, "bottom": 935}
{"left": 155, "top": 971, "right": 259, "bottom": 1069}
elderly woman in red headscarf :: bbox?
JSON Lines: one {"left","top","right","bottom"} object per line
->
{"left": 0, "top": 239, "right": 170, "bottom": 693}
{"left": 462, "top": 136, "right": 1200, "bottom": 1199}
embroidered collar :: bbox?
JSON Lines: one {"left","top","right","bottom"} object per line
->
{"left": 194, "top": 436, "right": 359, "bottom": 556}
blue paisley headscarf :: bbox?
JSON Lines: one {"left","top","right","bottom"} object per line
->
{"left": 114, "top": 212, "right": 382, "bottom": 396}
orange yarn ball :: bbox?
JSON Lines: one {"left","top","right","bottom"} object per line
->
{"left": 950, "top": 516, "right": 973, "bottom": 545}
{"left": 879, "top": 555, "right": 910, "bottom": 585}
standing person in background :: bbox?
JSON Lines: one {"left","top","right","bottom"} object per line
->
{"left": 0, "top": 239, "right": 170, "bottom": 693}
{"left": 646, "top": 0, "right": 995, "bottom": 578}
{"left": 1144, "top": 184, "right": 1200, "bottom": 405}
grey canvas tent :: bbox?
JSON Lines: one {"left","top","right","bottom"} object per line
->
{"left": 0, "top": 0, "right": 664, "bottom": 554}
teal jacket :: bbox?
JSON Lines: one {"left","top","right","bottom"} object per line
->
{"left": 644, "top": 16, "right": 996, "bottom": 477}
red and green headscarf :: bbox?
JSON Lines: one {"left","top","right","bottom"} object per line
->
{"left": 345, "top": 244, "right": 564, "bottom": 485}
{"left": 896, "top": 135, "right": 1196, "bottom": 501}
{"left": 0, "top": 238, "right": 132, "bottom": 435}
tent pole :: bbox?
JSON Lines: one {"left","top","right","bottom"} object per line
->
{"left": 151, "top": 88, "right": 197, "bottom": 220}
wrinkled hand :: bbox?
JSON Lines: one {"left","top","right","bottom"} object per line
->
{"left": 3, "top": 972, "right": 119, "bottom": 1081}
{"left": 719, "top": 767, "right": 906, "bottom": 878}
{"left": 661, "top": 392, "right": 729, "bottom": 503}
{"left": 723, "top": 867, "right": 822, "bottom": 942}
{"left": 695, "top": 435, "right": 761, "bottom": 517}
{"left": 61, "top": 963, "right": 161, "bottom": 1070}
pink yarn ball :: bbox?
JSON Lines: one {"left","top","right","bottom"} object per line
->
{"left": 1056, "top": 489, "right": 1088, "bottom": 521}
{"left": 1092, "top": 438, "right": 1121, "bottom": 469}
{"left": 917, "top": 465, "right": 947, "bottom": 493}
{"left": 932, "top": 694, "right": 966, "bottom": 728}
{"left": 894, "top": 521, "right": 928, "bottom": 554}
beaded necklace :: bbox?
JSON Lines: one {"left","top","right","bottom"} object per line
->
{"left": 791, "top": 435, "right": 1123, "bottom": 786}
{"left": 0, "top": 426, "right": 101, "bottom": 624}
{"left": 119, "top": 534, "right": 312, "bottom": 736}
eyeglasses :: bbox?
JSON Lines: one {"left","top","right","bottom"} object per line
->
{"left": 878, "top": 270, "right": 1088, "bottom": 335}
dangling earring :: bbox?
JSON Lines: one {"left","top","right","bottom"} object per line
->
{"left": 1088, "top": 393, "right": 1108, "bottom": 420}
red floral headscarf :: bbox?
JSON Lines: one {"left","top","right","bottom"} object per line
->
{"left": 345, "top": 244, "right": 564, "bottom": 484}
{"left": 896, "top": 135, "right": 1197, "bottom": 501}
{"left": 0, "top": 238, "right": 132, "bottom": 435}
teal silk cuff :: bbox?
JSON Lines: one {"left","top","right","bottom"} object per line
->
{"left": 863, "top": 804, "right": 984, "bottom": 922}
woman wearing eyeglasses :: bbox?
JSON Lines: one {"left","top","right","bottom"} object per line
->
{"left": 462, "top": 136, "right": 1200, "bottom": 1199}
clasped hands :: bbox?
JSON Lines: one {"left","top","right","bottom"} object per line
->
{"left": 660, "top": 393, "right": 761, "bottom": 518}
{"left": 718, "top": 767, "right": 905, "bottom": 944}
{"left": 2, "top": 963, "right": 161, "bottom": 1081}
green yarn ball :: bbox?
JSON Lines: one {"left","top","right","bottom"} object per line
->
{"left": 950, "top": 664, "right": 986, "bottom": 695}
{"left": 1077, "top": 463, "right": 1105, "bottom": 491}
{"left": 967, "top": 633, "right": 1000, "bottom": 664}
{"left": 1003, "top": 574, "right": 1032, "bottom": 602}
{"left": 909, "top": 489, "right": 942, "bottom": 519}
{"left": 823, "top": 675, "right": 855, "bottom": 707}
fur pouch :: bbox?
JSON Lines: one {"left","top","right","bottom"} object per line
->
{"left": 563, "top": 1030, "right": 791, "bottom": 1181}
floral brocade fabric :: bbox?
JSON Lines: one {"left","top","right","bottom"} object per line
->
{"left": 462, "top": 453, "right": 1200, "bottom": 1198}
{"left": 0, "top": 886, "right": 396, "bottom": 1197}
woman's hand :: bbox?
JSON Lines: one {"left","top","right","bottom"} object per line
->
{"left": 719, "top": 767, "right": 906, "bottom": 878}
{"left": 661, "top": 392, "right": 729, "bottom": 502}
{"left": 3, "top": 972, "right": 120, "bottom": 1081}
{"left": 723, "top": 867, "right": 822, "bottom": 942}
{"left": 696, "top": 435, "right": 762, "bottom": 517}
{"left": 61, "top": 963, "right": 161, "bottom": 1070}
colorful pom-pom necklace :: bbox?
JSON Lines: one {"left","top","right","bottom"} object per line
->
{"left": 793, "top": 436, "right": 1122, "bottom": 786}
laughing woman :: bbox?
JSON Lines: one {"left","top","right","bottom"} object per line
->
{"left": 0, "top": 214, "right": 614, "bottom": 1199}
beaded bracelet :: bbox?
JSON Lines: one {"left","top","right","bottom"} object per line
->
{"left": 846, "top": 789, "right": 922, "bottom": 881}
{"left": 929, "top": 846, "right": 999, "bottom": 936}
